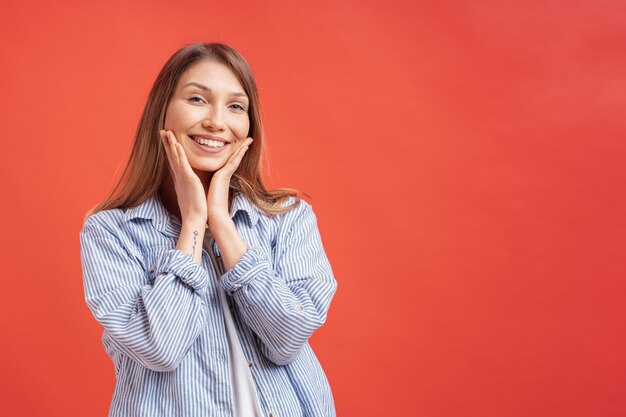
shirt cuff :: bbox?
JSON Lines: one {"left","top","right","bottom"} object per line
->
{"left": 220, "top": 245, "right": 270, "bottom": 295}
{"left": 155, "top": 249, "right": 208, "bottom": 295}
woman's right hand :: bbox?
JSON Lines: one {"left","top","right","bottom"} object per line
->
{"left": 160, "top": 130, "right": 207, "bottom": 225}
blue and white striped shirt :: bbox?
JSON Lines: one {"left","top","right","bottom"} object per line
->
{"left": 79, "top": 192, "right": 338, "bottom": 417}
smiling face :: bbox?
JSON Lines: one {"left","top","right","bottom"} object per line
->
{"left": 163, "top": 59, "right": 250, "bottom": 175}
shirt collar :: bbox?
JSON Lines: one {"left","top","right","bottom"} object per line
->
{"left": 123, "top": 192, "right": 261, "bottom": 230}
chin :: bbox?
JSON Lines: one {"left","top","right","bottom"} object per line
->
{"left": 190, "top": 162, "right": 224, "bottom": 174}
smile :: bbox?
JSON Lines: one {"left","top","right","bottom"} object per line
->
{"left": 188, "top": 135, "right": 230, "bottom": 154}
{"left": 191, "top": 136, "right": 226, "bottom": 148}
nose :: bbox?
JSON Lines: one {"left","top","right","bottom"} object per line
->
{"left": 201, "top": 106, "right": 225, "bottom": 131}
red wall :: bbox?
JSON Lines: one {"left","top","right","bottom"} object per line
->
{"left": 1, "top": 1, "right": 625, "bottom": 416}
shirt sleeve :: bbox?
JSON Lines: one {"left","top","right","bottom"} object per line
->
{"left": 79, "top": 215, "right": 210, "bottom": 372}
{"left": 219, "top": 201, "right": 338, "bottom": 365}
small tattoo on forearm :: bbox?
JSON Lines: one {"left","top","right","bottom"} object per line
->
{"left": 192, "top": 230, "right": 199, "bottom": 253}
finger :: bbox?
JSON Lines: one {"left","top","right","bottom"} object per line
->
{"left": 237, "top": 137, "right": 254, "bottom": 152}
{"left": 160, "top": 131, "right": 178, "bottom": 178}
{"left": 160, "top": 132, "right": 174, "bottom": 172}
{"left": 166, "top": 131, "right": 180, "bottom": 166}
{"left": 160, "top": 130, "right": 173, "bottom": 163}
{"left": 225, "top": 140, "right": 251, "bottom": 172}
{"left": 233, "top": 138, "right": 252, "bottom": 160}
{"left": 229, "top": 138, "right": 253, "bottom": 163}
{"left": 210, "top": 137, "right": 252, "bottom": 181}
{"left": 236, "top": 138, "right": 253, "bottom": 158}
{"left": 175, "top": 141, "right": 195, "bottom": 175}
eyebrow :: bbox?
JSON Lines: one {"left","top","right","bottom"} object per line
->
{"left": 182, "top": 82, "right": 248, "bottom": 99}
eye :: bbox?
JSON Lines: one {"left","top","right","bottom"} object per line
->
{"left": 230, "top": 103, "right": 246, "bottom": 111}
{"left": 188, "top": 95, "right": 205, "bottom": 104}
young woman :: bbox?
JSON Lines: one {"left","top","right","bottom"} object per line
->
{"left": 80, "top": 42, "right": 338, "bottom": 417}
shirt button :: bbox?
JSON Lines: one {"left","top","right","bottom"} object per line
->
{"left": 247, "top": 360, "right": 253, "bottom": 368}
{"left": 148, "top": 266, "right": 155, "bottom": 273}
{"left": 296, "top": 305, "right": 304, "bottom": 312}
{"left": 269, "top": 413, "right": 276, "bottom": 417}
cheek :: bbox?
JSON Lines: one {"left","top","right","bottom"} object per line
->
{"left": 165, "top": 103, "right": 196, "bottom": 127}
{"left": 237, "top": 118, "right": 251, "bottom": 139}
{"left": 163, "top": 104, "right": 173, "bottom": 127}
{"left": 164, "top": 104, "right": 182, "bottom": 128}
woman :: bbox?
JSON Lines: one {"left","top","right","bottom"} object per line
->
{"left": 80, "top": 42, "right": 338, "bottom": 417}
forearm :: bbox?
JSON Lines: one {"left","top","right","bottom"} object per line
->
{"left": 99, "top": 270, "right": 209, "bottom": 372}
{"left": 209, "top": 215, "right": 248, "bottom": 271}
{"left": 213, "top": 202, "right": 338, "bottom": 365}
{"left": 221, "top": 246, "right": 337, "bottom": 364}
{"left": 80, "top": 218, "right": 211, "bottom": 372}
{"left": 176, "top": 220, "right": 207, "bottom": 265}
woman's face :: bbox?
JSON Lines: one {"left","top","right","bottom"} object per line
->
{"left": 164, "top": 59, "right": 250, "bottom": 174}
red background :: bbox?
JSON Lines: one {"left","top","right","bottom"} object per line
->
{"left": 1, "top": 1, "right": 625, "bottom": 416}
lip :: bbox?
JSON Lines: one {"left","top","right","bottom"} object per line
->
{"left": 187, "top": 135, "right": 230, "bottom": 154}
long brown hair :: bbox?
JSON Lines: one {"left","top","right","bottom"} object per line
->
{"left": 85, "top": 42, "right": 308, "bottom": 222}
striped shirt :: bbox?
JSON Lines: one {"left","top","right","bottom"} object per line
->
{"left": 79, "top": 192, "right": 338, "bottom": 417}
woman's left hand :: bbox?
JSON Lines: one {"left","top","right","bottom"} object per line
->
{"left": 206, "top": 137, "right": 254, "bottom": 229}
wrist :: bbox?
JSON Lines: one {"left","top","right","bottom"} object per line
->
{"left": 208, "top": 213, "right": 233, "bottom": 227}
{"left": 182, "top": 218, "right": 208, "bottom": 230}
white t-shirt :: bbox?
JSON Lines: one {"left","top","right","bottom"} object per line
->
{"left": 203, "top": 232, "right": 265, "bottom": 417}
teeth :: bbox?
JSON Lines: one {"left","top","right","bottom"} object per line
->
{"left": 192, "top": 136, "right": 226, "bottom": 148}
